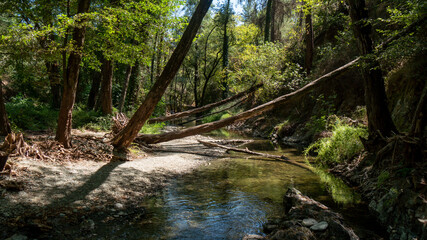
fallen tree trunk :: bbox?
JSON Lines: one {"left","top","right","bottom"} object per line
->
{"left": 137, "top": 58, "right": 359, "bottom": 144}
{"left": 178, "top": 96, "right": 246, "bottom": 126}
{"left": 198, "top": 140, "right": 313, "bottom": 171}
{"left": 135, "top": 17, "right": 423, "bottom": 147}
{"left": 148, "top": 83, "right": 262, "bottom": 124}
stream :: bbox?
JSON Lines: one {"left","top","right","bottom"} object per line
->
{"left": 108, "top": 133, "right": 381, "bottom": 240}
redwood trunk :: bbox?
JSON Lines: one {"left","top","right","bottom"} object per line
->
{"left": 347, "top": 0, "right": 396, "bottom": 137}
{"left": 264, "top": 0, "right": 272, "bottom": 42}
{"left": 87, "top": 70, "right": 101, "bottom": 110}
{"left": 304, "top": 10, "right": 314, "bottom": 75}
{"left": 111, "top": 0, "right": 213, "bottom": 150}
{"left": 55, "top": 0, "right": 91, "bottom": 147}
{"left": 119, "top": 65, "right": 132, "bottom": 113}
{"left": 46, "top": 61, "right": 62, "bottom": 109}
{"left": 98, "top": 59, "right": 114, "bottom": 115}
{"left": 0, "top": 81, "right": 11, "bottom": 136}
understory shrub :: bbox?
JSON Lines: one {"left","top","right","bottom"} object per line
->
{"left": 6, "top": 96, "right": 58, "bottom": 131}
{"left": 304, "top": 121, "right": 368, "bottom": 166}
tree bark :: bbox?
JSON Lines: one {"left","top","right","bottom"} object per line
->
{"left": 222, "top": 0, "right": 230, "bottom": 98}
{"left": 111, "top": 0, "right": 213, "bottom": 151}
{"left": 264, "top": 0, "right": 272, "bottom": 42}
{"left": 137, "top": 58, "right": 359, "bottom": 144}
{"left": 119, "top": 65, "right": 133, "bottom": 113}
{"left": 126, "top": 63, "right": 141, "bottom": 109}
{"left": 46, "top": 61, "right": 62, "bottom": 109}
{"left": 55, "top": 0, "right": 91, "bottom": 148}
{"left": 304, "top": 8, "right": 314, "bottom": 75}
{"left": 148, "top": 83, "right": 263, "bottom": 124}
{"left": 97, "top": 58, "right": 114, "bottom": 115}
{"left": 347, "top": 0, "right": 396, "bottom": 138}
{"left": 0, "top": 81, "right": 11, "bottom": 136}
{"left": 87, "top": 69, "right": 101, "bottom": 110}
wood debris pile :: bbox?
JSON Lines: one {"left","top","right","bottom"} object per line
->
{"left": 1, "top": 133, "right": 113, "bottom": 163}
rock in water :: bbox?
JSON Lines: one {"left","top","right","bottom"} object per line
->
{"left": 114, "top": 203, "right": 124, "bottom": 209}
{"left": 302, "top": 218, "right": 318, "bottom": 227}
{"left": 6, "top": 234, "right": 27, "bottom": 240}
{"left": 242, "top": 234, "right": 266, "bottom": 240}
{"left": 310, "top": 221, "right": 328, "bottom": 231}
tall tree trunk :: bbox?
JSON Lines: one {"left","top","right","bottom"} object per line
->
{"left": 55, "top": 0, "right": 91, "bottom": 148}
{"left": 119, "top": 65, "right": 133, "bottom": 113}
{"left": 193, "top": 44, "right": 200, "bottom": 107}
{"left": 347, "top": 0, "right": 396, "bottom": 138}
{"left": 222, "top": 0, "right": 230, "bottom": 99}
{"left": 270, "top": 0, "right": 276, "bottom": 42}
{"left": 112, "top": 0, "right": 213, "bottom": 151}
{"left": 126, "top": 63, "right": 141, "bottom": 110}
{"left": 98, "top": 58, "right": 114, "bottom": 115}
{"left": 264, "top": 0, "right": 272, "bottom": 42}
{"left": 304, "top": 8, "right": 314, "bottom": 75}
{"left": 87, "top": 70, "right": 101, "bottom": 110}
{"left": 0, "top": 81, "right": 11, "bottom": 136}
{"left": 46, "top": 61, "right": 62, "bottom": 109}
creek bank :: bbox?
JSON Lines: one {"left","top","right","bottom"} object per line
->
{"left": 331, "top": 150, "right": 427, "bottom": 240}
{"left": 249, "top": 188, "right": 366, "bottom": 240}
{"left": 0, "top": 131, "right": 226, "bottom": 239}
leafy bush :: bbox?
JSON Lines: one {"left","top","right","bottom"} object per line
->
{"left": 6, "top": 96, "right": 58, "bottom": 131}
{"left": 305, "top": 121, "right": 368, "bottom": 166}
{"left": 140, "top": 122, "right": 165, "bottom": 134}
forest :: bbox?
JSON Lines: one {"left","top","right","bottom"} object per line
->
{"left": 0, "top": 0, "right": 425, "bottom": 239}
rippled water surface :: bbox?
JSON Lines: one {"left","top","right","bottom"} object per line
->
{"left": 131, "top": 140, "right": 360, "bottom": 240}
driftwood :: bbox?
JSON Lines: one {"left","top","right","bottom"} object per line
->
{"left": 198, "top": 140, "right": 313, "bottom": 171}
{"left": 137, "top": 58, "right": 360, "bottom": 145}
{"left": 148, "top": 83, "right": 263, "bottom": 124}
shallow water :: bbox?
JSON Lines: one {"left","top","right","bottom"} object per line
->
{"left": 130, "top": 139, "right": 364, "bottom": 239}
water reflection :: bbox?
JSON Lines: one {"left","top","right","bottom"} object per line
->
{"left": 136, "top": 143, "right": 340, "bottom": 240}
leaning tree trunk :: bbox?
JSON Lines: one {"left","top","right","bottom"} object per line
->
{"left": 347, "top": 0, "right": 397, "bottom": 138}
{"left": 111, "top": 0, "right": 213, "bottom": 151}
{"left": 118, "top": 65, "right": 132, "bottom": 113}
{"left": 0, "top": 81, "right": 11, "bottom": 136}
{"left": 97, "top": 58, "right": 114, "bottom": 115}
{"left": 55, "top": 0, "right": 91, "bottom": 148}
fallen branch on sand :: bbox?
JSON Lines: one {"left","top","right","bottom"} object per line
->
{"left": 198, "top": 140, "right": 313, "bottom": 171}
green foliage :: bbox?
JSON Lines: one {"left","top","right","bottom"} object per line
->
{"left": 305, "top": 121, "right": 368, "bottom": 166}
{"left": 5, "top": 96, "right": 58, "bottom": 131}
{"left": 73, "top": 108, "right": 111, "bottom": 132}
{"left": 230, "top": 42, "right": 306, "bottom": 101}
{"left": 140, "top": 122, "right": 165, "bottom": 134}
{"left": 377, "top": 171, "right": 390, "bottom": 187}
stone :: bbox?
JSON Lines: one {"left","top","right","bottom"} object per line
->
{"left": 6, "top": 234, "right": 28, "bottom": 240}
{"left": 59, "top": 213, "right": 66, "bottom": 217}
{"left": 80, "top": 219, "right": 95, "bottom": 231}
{"left": 242, "top": 234, "right": 266, "bottom": 240}
{"left": 271, "top": 227, "right": 315, "bottom": 240}
{"left": 114, "top": 203, "right": 124, "bottom": 209}
{"left": 263, "top": 224, "right": 279, "bottom": 234}
{"left": 310, "top": 221, "right": 328, "bottom": 231}
{"left": 302, "top": 218, "right": 318, "bottom": 227}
